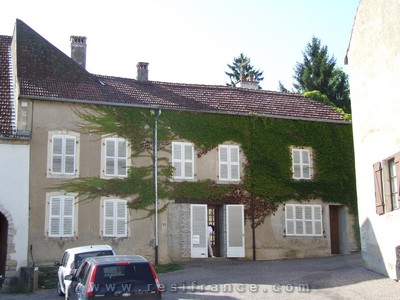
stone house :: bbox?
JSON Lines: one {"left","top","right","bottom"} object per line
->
{"left": 345, "top": 0, "right": 400, "bottom": 280}
{"left": 0, "top": 19, "right": 358, "bottom": 283}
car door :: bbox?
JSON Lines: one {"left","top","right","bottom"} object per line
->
{"left": 69, "top": 261, "right": 91, "bottom": 300}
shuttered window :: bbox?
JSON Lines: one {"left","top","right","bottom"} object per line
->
{"left": 103, "top": 199, "right": 128, "bottom": 237}
{"left": 373, "top": 162, "right": 384, "bottom": 215}
{"left": 172, "top": 142, "right": 194, "bottom": 179}
{"left": 219, "top": 145, "right": 240, "bottom": 181}
{"left": 51, "top": 135, "right": 76, "bottom": 175}
{"left": 285, "top": 204, "right": 323, "bottom": 236}
{"left": 104, "top": 138, "right": 128, "bottom": 177}
{"left": 48, "top": 195, "right": 75, "bottom": 237}
{"left": 292, "top": 148, "right": 312, "bottom": 180}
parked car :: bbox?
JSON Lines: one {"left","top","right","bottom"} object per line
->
{"left": 66, "top": 255, "right": 162, "bottom": 299}
{"left": 54, "top": 244, "right": 115, "bottom": 297}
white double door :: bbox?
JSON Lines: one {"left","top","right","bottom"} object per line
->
{"left": 190, "top": 204, "right": 244, "bottom": 258}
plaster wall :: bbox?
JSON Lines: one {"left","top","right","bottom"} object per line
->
{"left": 346, "top": 0, "right": 400, "bottom": 279}
{"left": 0, "top": 142, "right": 30, "bottom": 273}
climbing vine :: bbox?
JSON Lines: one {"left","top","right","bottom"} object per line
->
{"left": 60, "top": 104, "right": 357, "bottom": 226}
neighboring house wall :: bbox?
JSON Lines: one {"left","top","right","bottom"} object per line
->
{"left": 0, "top": 141, "right": 30, "bottom": 280}
{"left": 346, "top": 0, "right": 400, "bottom": 279}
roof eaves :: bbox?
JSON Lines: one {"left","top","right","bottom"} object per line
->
{"left": 20, "top": 94, "right": 349, "bottom": 124}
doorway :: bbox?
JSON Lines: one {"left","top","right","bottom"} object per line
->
{"left": 0, "top": 213, "right": 8, "bottom": 276}
{"left": 329, "top": 205, "right": 340, "bottom": 254}
{"left": 208, "top": 205, "right": 220, "bottom": 257}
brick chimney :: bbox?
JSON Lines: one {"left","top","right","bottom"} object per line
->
{"left": 239, "top": 74, "right": 259, "bottom": 90}
{"left": 70, "top": 36, "right": 87, "bottom": 69}
{"left": 137, "top": 62, "right": 149, "bottom": 81}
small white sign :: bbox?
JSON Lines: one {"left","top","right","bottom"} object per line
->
{"left": 192, "top": 235, "right": 200, "bottom": 244}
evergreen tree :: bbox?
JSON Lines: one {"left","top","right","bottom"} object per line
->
{"left": 225, "top": 53, "right": 264, "bottom": 88}
{"left": 291, "top": 37, "right": 351, "bottom": 113}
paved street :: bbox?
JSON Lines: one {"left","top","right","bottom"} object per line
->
{"left": 1, "top": 252, "right": 400, "bottom": 299}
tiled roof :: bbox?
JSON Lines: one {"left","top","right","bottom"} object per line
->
{"left": 0, "top": 35, "right": 16, "bottom": 138}
{"left": 15, "top": 19, "right": 347, "bottom": 123}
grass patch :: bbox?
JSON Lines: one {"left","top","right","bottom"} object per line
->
{"left": 154, "top": 263, "right": 184, "bottom": 273}
{"left": 38, "top": 265, "right": 58, "bottom": 289}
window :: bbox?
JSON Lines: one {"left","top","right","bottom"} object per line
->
{"left": 285, "top": 204, "right": 323, "bottom": 236}
{"left": 103, "top": 137, "right": 129, "bottom": 177}
{"left": 374, "top": 152, "right": 400, "bottom": 214}
{"left": 103, "top": 199, "right": 128, "bottom": 237}
{"left": 292, "top": 148, "right": 312, "bottom": 180}
{"left": 48, "top": 131, "right": 80, "bottom": 177}
{"left": 389, "top": 159, "right": 399, "bottom": 210}
{"left": 219, "top": 145, "right": 240, "bottom": 181}
{"left": 48, "top": 195, "right": 75, "bottom": 237}
{"left": 172, "top": 142, "right": 194, "bottom": 180}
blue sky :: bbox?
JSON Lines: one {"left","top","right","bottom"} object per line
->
{"left": 2, "top": 0, "right": 359, "bottom": 91}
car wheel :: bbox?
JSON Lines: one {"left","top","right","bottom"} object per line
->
{"left": 57, "top": 279, "right": 65, "bottom": 296}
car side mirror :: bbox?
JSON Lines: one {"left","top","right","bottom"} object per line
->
{"left": 54, "top": 261, "right": 62, "bottom": 267}
{"left": 64, "top": 274, "right": 75, "bottom": 281}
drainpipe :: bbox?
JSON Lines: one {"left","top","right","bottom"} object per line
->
{"left": 153, "top": 109, "right": 161, "bottom": 265}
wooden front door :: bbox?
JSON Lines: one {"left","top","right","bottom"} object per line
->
{"left": 329, "top": 205, "right": 340, "bottom": 254}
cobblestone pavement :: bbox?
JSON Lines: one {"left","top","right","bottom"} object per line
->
{"left": 1, "top": 252, "right": 400, "bottom": 299}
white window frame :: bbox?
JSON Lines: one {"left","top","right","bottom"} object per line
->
{"left": 285, "top": 204, "right": 323, "bottom": 236}
{"left": 102, "top": 199, "right": 128, "bottom": 238}
{"left": 47, "top": 131, "right": 80, "bottom": 178}
{"left": 172, "top": 141, "right": 194, "bottom": 180}
{"left": 101, "top": 137, "right": 130, "bottom": 178}
{"left": 388, "top": 158, "right": 399, "bottom": 210}
{"left": 292, "top": 147, "right": 312, "bottom": 180}
{"left": 47, "top": 194, "right": 76, "bottom": 238}
{"left": 218, "top": 145, "right": 240, "bottom": 182}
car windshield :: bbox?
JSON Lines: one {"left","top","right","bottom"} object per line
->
{"left": 74, "top": 250, "right": 113, "bottom": 269}
{"left": 95, "top": 263, "right": 156, "bottom": 290}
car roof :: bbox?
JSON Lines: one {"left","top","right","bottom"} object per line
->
{"left": 86, "top": 255, "right": 149, "bottom": 265}
{"left": 64, "top": 244, "right": 113, "bottom": 255}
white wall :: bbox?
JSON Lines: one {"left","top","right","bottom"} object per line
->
{"left": 0, "top": 143, "right": 30, "bottom": 271}
{"left": 347, "top": 0, "right": 400, "bottom": 279}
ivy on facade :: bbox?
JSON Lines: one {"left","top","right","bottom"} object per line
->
{"left": 60, "top": 104, "right": 357, "bottom": 227}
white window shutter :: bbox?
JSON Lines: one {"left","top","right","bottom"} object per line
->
{"left": 49, "top": 197, "right": 61, "bottom": 236}
{"left": 292, "top": 148, "right": 311, "bottom": 179}
{"left": 313, "top": 205, "right": 322, "bottom": 235}
{"left": 105, "top": 139, "right": 115, "bottom": 175}
{"left": 285, "top": 205, "right": 294, "bottom": 235}
{"left": 285, "top": 204, "right": 323, "bottom": 236}
{"left": 172, "top": 142, "right": 194, "bottom": 179}
{"left": 65, "top": 137, "right": 76, "bottom": 174}
{"left": 184, "top": 144, "right": 194, "bottom": 178}
{"left": 104, "top": 201, "right": 115, "bottom": 236}
{"left": 52, "top": 137, "right": 63, "bottom": 173}
{"left": 117, "top": 139, "right": 127, "bottom": 176}
{"left": 63, "top": 197, "right": 74, "bottom": 236}
{"left": 230, "top": 146, "right": 240, "bottom": 180}
{"left": 219, "top": 145, "right": 240, "bottom": 181}
{"left": 172, "top": 143, "right": 183, "bottom": 178}
{"left": 219, "top": 146, "right": 229, "bottom": 180}
{"left": 116, "top": 201, "right": 127, "bottom": 236}
{"left": 304, "top": 206, "right": 313, "bottom": 235}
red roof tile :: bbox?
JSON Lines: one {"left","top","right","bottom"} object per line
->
{"left": 14, "top": 19, "right": 347, "bottom": 124}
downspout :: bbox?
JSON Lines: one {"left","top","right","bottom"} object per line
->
{"left": 153, "top": 108, "right": 161, "bottom": 265}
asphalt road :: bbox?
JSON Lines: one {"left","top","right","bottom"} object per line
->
{"left": 2, "top": 252, "right": 400, "bottom": 299}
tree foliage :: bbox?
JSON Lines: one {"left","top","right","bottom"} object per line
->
{"left": 225, "top": 53, "right": 264, "bottom": 88}
{"left": 280, "top": 37, "right": 351, "bottom": 113}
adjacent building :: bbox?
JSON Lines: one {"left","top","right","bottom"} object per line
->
{"left": 346, "top": 0, "right": 400, "bottom": 280}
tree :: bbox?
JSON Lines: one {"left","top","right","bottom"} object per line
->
{"left": 225, "top": 53, "right": 264, "bottom": 88}
{"left": 283, "top": 37, "right": 351, "bottom": 113}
